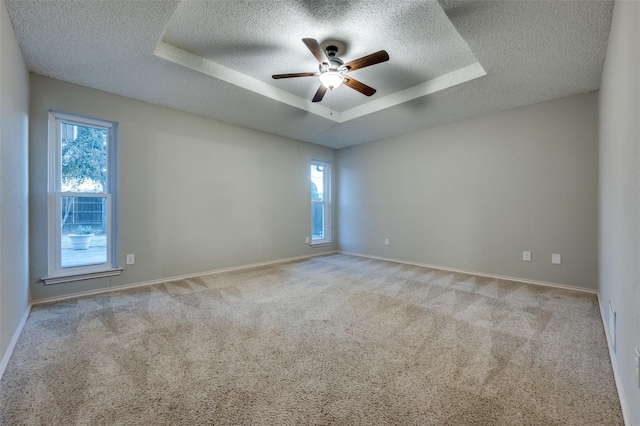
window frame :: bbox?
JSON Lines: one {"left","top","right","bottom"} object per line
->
{"left": 310, "top": 160, "right": 332, "bottom": 246}
{"left": 44, "top": 111, "right": 121, "bottom": 284}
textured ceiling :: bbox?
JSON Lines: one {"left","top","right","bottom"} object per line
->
{"left": 162, "top": 1, "right": 479, "bottom": 113}
{"left": 5, "top": 0, "right": 613, "bottom": 149}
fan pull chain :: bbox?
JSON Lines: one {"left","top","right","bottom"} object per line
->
{"left": 330, "top": 88, "right": 333, "bottom": 116}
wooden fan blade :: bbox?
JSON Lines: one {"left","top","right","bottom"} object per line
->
{"left": 302, "top": 38, "right": 330, "bottom": 64}
{"left": 343, "top": 77, "right": 376, "bottom": 96}
{"left": 344, "top": 50, "right": 389, "bottom": 72}
{"left": 312, "top": 84, "right": 328, "bottom": 102}
{"left": 272, "top": 72, "right": 316, "bottom": 79}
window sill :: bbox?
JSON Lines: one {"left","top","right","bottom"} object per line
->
{"left": 310, "top": 241, "right": 333, "bottom": 248}
{"left": 42, "top": 268, "right": 124, "bottom": 285}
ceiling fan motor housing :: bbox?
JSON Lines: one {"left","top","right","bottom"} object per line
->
{"left": 320, "top": 46, "right": 344, "bottom": 73}
{"left": 323, "top": 45, "right": 344, "bottom": 71}
{"left": 320, "top": 59, "right": 345, "bottom": 73}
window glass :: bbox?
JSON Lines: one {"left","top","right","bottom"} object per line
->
{"left": 61, "top": 196, "right": 108, "bottom": 268}
{"left": 311, "top": 164, "right": 324, "bottom": 202}
{"left": 61, "top": 123, "right": 107, "bottom": 193}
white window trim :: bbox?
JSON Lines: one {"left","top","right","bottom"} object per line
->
{"left": 43, "top": 111, "right": 121, "bottom": 284}
{"left": 311, "top": 160, "right": 332, "bottom": 246}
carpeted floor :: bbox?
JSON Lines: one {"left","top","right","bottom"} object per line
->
{"left": 0, "top": 254, "right": 622, "bottom": 425}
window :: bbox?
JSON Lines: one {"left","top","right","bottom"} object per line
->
{"left": 311, "top": 161, "right": 331, "bottom": 245}
{"left": 45, "top": 111, "right": 120, "bottom": 284}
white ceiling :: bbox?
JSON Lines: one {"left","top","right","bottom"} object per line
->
{"left": 5, "top": 0, "right": 613, "bottom": 149}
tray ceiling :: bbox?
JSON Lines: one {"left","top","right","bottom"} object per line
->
{"left": 5, "top": 0, "right": 613, "bottom": 148}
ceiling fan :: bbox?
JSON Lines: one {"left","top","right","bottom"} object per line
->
{"left": 272, "top": 38, "right": 389, "bottom": 103}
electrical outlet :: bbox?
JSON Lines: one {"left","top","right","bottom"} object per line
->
{"left": 635, "top": 348, "right": 640, "bottom": 389}
{"left": 522, "top": 251, "right": 531, "bottom": 262}
{"left": 384, "top": 238, "right": 389, "bottom": 246}
{"left": 552, "top": 253, "right": 561, "bottom": 264}
{"left": 305, "top": 236, "right": 310, "bottom": 244}
{"left": 126, "top": 254, "right": 135, "bottom": 265}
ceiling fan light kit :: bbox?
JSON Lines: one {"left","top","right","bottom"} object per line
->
{"left": 272, "top": 38, "right": 389, "bottom": 103}
{"left": 319, "top": 71, "right": 344, "bottom": 89}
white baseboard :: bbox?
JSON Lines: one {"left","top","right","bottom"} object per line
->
{"left": 32, "top": 251, "right": 339, "bottom": 305}
{"left": 339, "top": 251, "right": 597, "bottom": 294}
{"left": 597, "top": 293, "right": 631, "bottom": 426}
{"left": 0, "top": 304, "right": 31, "bottom": 381}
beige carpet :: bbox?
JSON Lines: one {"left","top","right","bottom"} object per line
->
{"left": 0, "top": 254, "right": 622, "bottom": 425}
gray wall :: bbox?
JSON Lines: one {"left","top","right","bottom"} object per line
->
{"left": 338, "top": 92, "right": 599, "bottom": 289}
{"left": 599, "top": 0, "right": 640, "bottom": 423}
{"left": 0, "top": 0, "right": 30, "bottom": 369}
{"left": 29, "top": 75, "right": 335, "bottom": 301}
